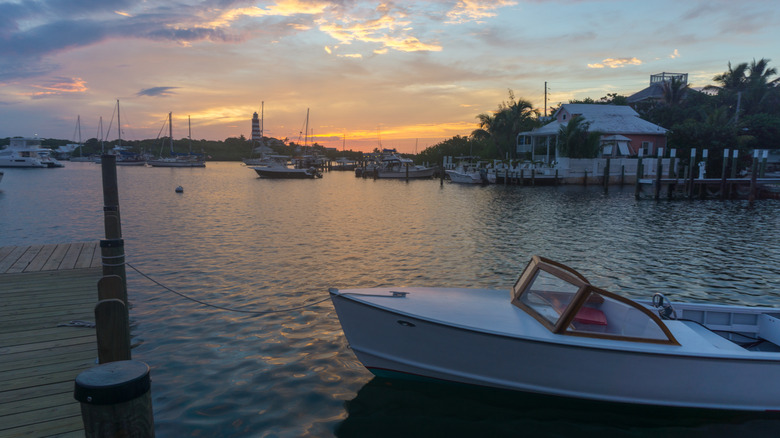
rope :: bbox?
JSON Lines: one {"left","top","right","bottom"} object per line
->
{"left": 125, "top": 262, "right": 332, "bottom": 315}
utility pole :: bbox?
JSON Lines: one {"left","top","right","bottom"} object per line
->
{"left": 544, "top": 81, "right": 548, "bottom": 118}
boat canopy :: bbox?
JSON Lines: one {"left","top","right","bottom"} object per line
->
{"left": 511, "top": 256, "right": 679, "bottom": 345}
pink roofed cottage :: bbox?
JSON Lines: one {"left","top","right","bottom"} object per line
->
{"left": 518, "top": 104, "right": 668, "bottom": 161}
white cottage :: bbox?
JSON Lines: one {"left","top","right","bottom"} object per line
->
{"left": 518, "top": 104, "right": 668, "bottom": 162}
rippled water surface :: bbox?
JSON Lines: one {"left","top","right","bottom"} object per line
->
{"left": 1, "top": 162, "right": 779, "bottom": 437}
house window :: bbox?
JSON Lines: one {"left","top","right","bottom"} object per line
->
{"left": 641, "top": 141, "right": 652, "bottom": 156}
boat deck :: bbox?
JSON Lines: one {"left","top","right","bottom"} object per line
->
{"left": 0, "top": 242, "right": 101, "bottom": 437}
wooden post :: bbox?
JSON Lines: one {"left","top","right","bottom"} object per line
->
{"left": 729, "top": 149, "right": 739, "bottom": 199}
{"left": 760, "top": 150, "right": 768, "bottom": 178}
{"left": 101, "top": 154, "right": 122, "bottom": 240}
{"left": 654, "top": 148, "right": 664, "bottom": 200}
{"left": 95, "top": 299, "right": 131, "bottom": 363}
{"left": 688, "top": 148, "right": 696, "bottom": 199}
{"left": 668, "top": 149, "right": 677, "bottom": 199}
{"left": 749, "top": 150, "right": 759, "bottom": 203}
{"left": 555, "top": 169, "right": 559, "bottom": 185}
{"left": 74, "top": 360, "right": 154, "bottom": 438}
{"left": 700, "top": 149, "right": 708, "bottom": 199}
{"left": 720, "top": 148, "right": 729, "bottom": 200}
{"left": 620, "top": 165, "right": 625, "bottom": 186}
{"left": 635, "top": 152, "right": 644, "bottom": 200}
{"left": 603, "top": 158, "right": 611, "bottom": 192}
{"left": 531, "top": 169, "right": 536, "bottom": 186}
{"left": 405, "top": 162, "right": 409, "bottom": 181}
{"left": 98, "top": 274, "right": 126, "bottom": 304}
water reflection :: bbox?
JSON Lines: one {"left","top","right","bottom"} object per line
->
{"left": 1, "top": 163, "right": 779, "bottom": 436}
{"left": 337, "top": 378, "right": 780, "bottom": 438}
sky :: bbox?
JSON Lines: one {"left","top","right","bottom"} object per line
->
{"left": 1, "top": 0, "right": 778, "bottom": 154}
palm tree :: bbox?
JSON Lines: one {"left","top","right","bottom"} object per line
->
{"left": 474, "top": 90, "right": 539, "bottom": 159}
{"left": 661, "top": 76, "right": 691, "bottom": 106}
{"left": 556, "top": 115, "right": 601, "bottom": 158}
{"left": 708, "top": 58, "right": 778, "bottom": 120}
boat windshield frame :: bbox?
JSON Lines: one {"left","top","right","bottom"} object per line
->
{"left": 511, "top": 256, "right": 679, "bottom": 345}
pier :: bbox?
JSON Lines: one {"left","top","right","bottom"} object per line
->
{"left": 0, "top": 242, "right": 101, "bottom": 437}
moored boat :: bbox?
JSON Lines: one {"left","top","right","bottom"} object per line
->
{"left": 330, "top": 256, "right": 780, "bottom": 411}
{"left": 0, "top": 138, "right": 63, "bottom": 168}
{"left": 251, "top": 159, "right": 321, "bottom": 179}
{"left": 375, "top": 149, "right": 434, "bottom": 179}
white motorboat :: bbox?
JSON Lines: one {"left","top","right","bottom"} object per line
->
{"left": 251, "top": 160, "right": 321, "bottom": 179}
{"left": 0, "top": 138, "right": 63, "bottom": 168}
{"left": 375, "top": 151, "right": 434, "bottom": 179}
{"left": 330, "top": 256, "right": 780, "bottom": 412}
{"left": 445, "top": 156, "right": 487, "bottom": 184}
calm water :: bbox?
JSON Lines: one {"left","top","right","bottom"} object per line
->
{"left": 1, "top": 162, "right": 779, "bottom": 437}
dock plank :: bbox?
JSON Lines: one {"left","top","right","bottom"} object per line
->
{"left": 0, "top": 248, "right": 103, "bottom": 438}
{"left": 59, "top": 242, "right": 84, "bottom": 270}
{"left": 0, "top": 246, "right": 27, "bottom": 273}
{"left": 41, "top": 244, "right": 71, "bottom": 271}
{"left": 24, "top": 243, "right": 58, "bottom": 272}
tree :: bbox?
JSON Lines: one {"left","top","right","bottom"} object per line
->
{"left": 556, "top": 115, "right": 601, "bottom": 158}
{"left": 474, "top": 90, "right": 540, "bottom": 159}
{"left": 661, "top": 76, "right": 691, "bottom": 106}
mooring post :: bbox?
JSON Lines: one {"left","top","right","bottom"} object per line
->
{"left": 667, "top": 149, "right": 676, "bottom": 198}
{"left": 74, "top": 360, "right": 155, "bottom": 438}
{"left": 749, "top": 150, "right": 759, "bottom": 203}
{"left": 603, "top": 158, "right": 611, "bottom": 192}
{"left": 760, "top": 150, "right": 768, "bottom": 178}
{"left": 635, "top": 150, "right": 644, "bottom": 200}
{"left": 688, "top": 148, "right": 696, "bottom": 199}
{"left": 654, "top": 148, "right": 664, "bottom": 200}
{"left": 720, "top": 148, "right": 729, "bottom": 200}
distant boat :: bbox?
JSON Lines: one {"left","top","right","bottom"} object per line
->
{"left": 251, "top": 157, "right": 321, "bottom": 179}
{"left": 148, "top": 113, "right": 205, "bottom": 168}
{"left": 375, "top": 149, "right": 434, "bottom": 179}
{"left": 445, "top": 156, "right": 487, "bottom": 184}
{"left": 0, "top": 138, "right": 63, "bottom": 168}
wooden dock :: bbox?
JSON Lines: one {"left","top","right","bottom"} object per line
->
{"left": 0, "top": 242, "right": 102, "bottom": 437}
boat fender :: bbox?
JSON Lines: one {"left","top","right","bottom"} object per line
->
{"left": 652, "top": 293, "right": 677, "bottom": 320}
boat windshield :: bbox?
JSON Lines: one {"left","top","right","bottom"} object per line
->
{"left": 512, "top": 256, "right": 678, "bottom": 344}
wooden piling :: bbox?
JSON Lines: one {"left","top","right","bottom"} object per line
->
{"left": 74, "top": 360, "right": 154, "bottom": 438}
{"left": 635, "top": 154, "right": 644, "bottom": 200}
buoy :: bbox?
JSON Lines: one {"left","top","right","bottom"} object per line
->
{"left": 175, "top": 186, "right": 183, "bottom": 193}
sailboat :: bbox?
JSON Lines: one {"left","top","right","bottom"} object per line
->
{"left": 107, "top": 100, "right": 147, "bottom": 166}
{"left": 69, "top": 115, "right": 92, "bottom": 162}
{"left": 250, "top": 108, "right": 321, "bottom": 178}
{"left": 148, "top": 113, "right": 206, "bottom": 168}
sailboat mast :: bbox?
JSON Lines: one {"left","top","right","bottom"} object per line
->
{"left": 261, "top": 101, "right": 264, "bottom": 141}
{"left": 169, "top": 112, "right": 173, "bottom": 154}
{"left": 188, "top": 115, "right": 192, "bottom": 154}
{"left": 305, "top": 108, "right": 309, "bottom": 148}
{"left": 98, "top": 116, "right": 104, "bottom": 154}
{"left": 117, "top": 99, "right": 121, "bottom": 148}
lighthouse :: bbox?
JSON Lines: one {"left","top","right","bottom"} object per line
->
{"left": 251, "top": 112, "right": 261, "bottom": 143}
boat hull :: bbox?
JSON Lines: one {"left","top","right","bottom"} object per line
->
{"left": 148, "top": 160, "right": 205, "bottom": 167}
{"left": 252, "top": 167, "right": 319, "bottom": 179}
{"left": 446, "top": 169, "right": 484, "bottom": 184}
{"left": 330, "top": 289, "right": 780, "bottom": 411}
{"left": 377, "top": 168, "right": 435, "bottom": 179}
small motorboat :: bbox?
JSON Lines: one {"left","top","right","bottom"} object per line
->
{"left": 329, "top": 256, "right": 780, "bottom": 411}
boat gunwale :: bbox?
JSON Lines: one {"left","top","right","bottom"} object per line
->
{"left": 330, "top": 288, "right": 780, "bottom": 362}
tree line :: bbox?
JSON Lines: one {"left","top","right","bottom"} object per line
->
{"left": 418, "top": 58, "right": 779, "bottom": 171}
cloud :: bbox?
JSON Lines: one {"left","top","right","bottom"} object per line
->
{"left": 25, "top": 76, "right": 88, "bottom": 98}
{"left": 587, "top": 57, "right": 642, "bottom": 69}
{"left": 446, "top": 0, "right": 518, "bottom": 24}
{"left": 137, "top": 86, "right": 179, "bottom": 97}
{"left": 670, "top": 49, "right": 680, "bottom": 58}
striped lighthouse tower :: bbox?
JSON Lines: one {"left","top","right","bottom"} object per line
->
{"left": 251, "top": 112, "right": 261, "bottom": 143}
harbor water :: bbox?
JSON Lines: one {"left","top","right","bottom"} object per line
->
{"left": 1, "top": 162, "right": 779, "bottom": 437}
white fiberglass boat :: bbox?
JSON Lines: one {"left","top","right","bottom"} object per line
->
{"left": 0, "top": 138, "right": 63, "bottom": 168}
{"left": 330, "top": 256, "right": 780, "bottom": 412}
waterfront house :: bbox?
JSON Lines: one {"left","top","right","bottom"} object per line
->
{"left": 517, "top": 104, "right": 668, "bottom": 162}
{"left": 627, "top": 72, "right": 690, "bottom": 105}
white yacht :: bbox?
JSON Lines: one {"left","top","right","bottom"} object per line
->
{"left": 0, "top": 138, "right": 64, "bottom": 168}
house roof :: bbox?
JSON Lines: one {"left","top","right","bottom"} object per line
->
{"left": 520, "top": 104, "right": 667, "bottom": 137}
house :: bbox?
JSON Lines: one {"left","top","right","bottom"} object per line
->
{"left": 517, "top": 104, "right": 668, "bottom": 161}
{"left": 627, "top": 72, "right": 689, "bottom": 105}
